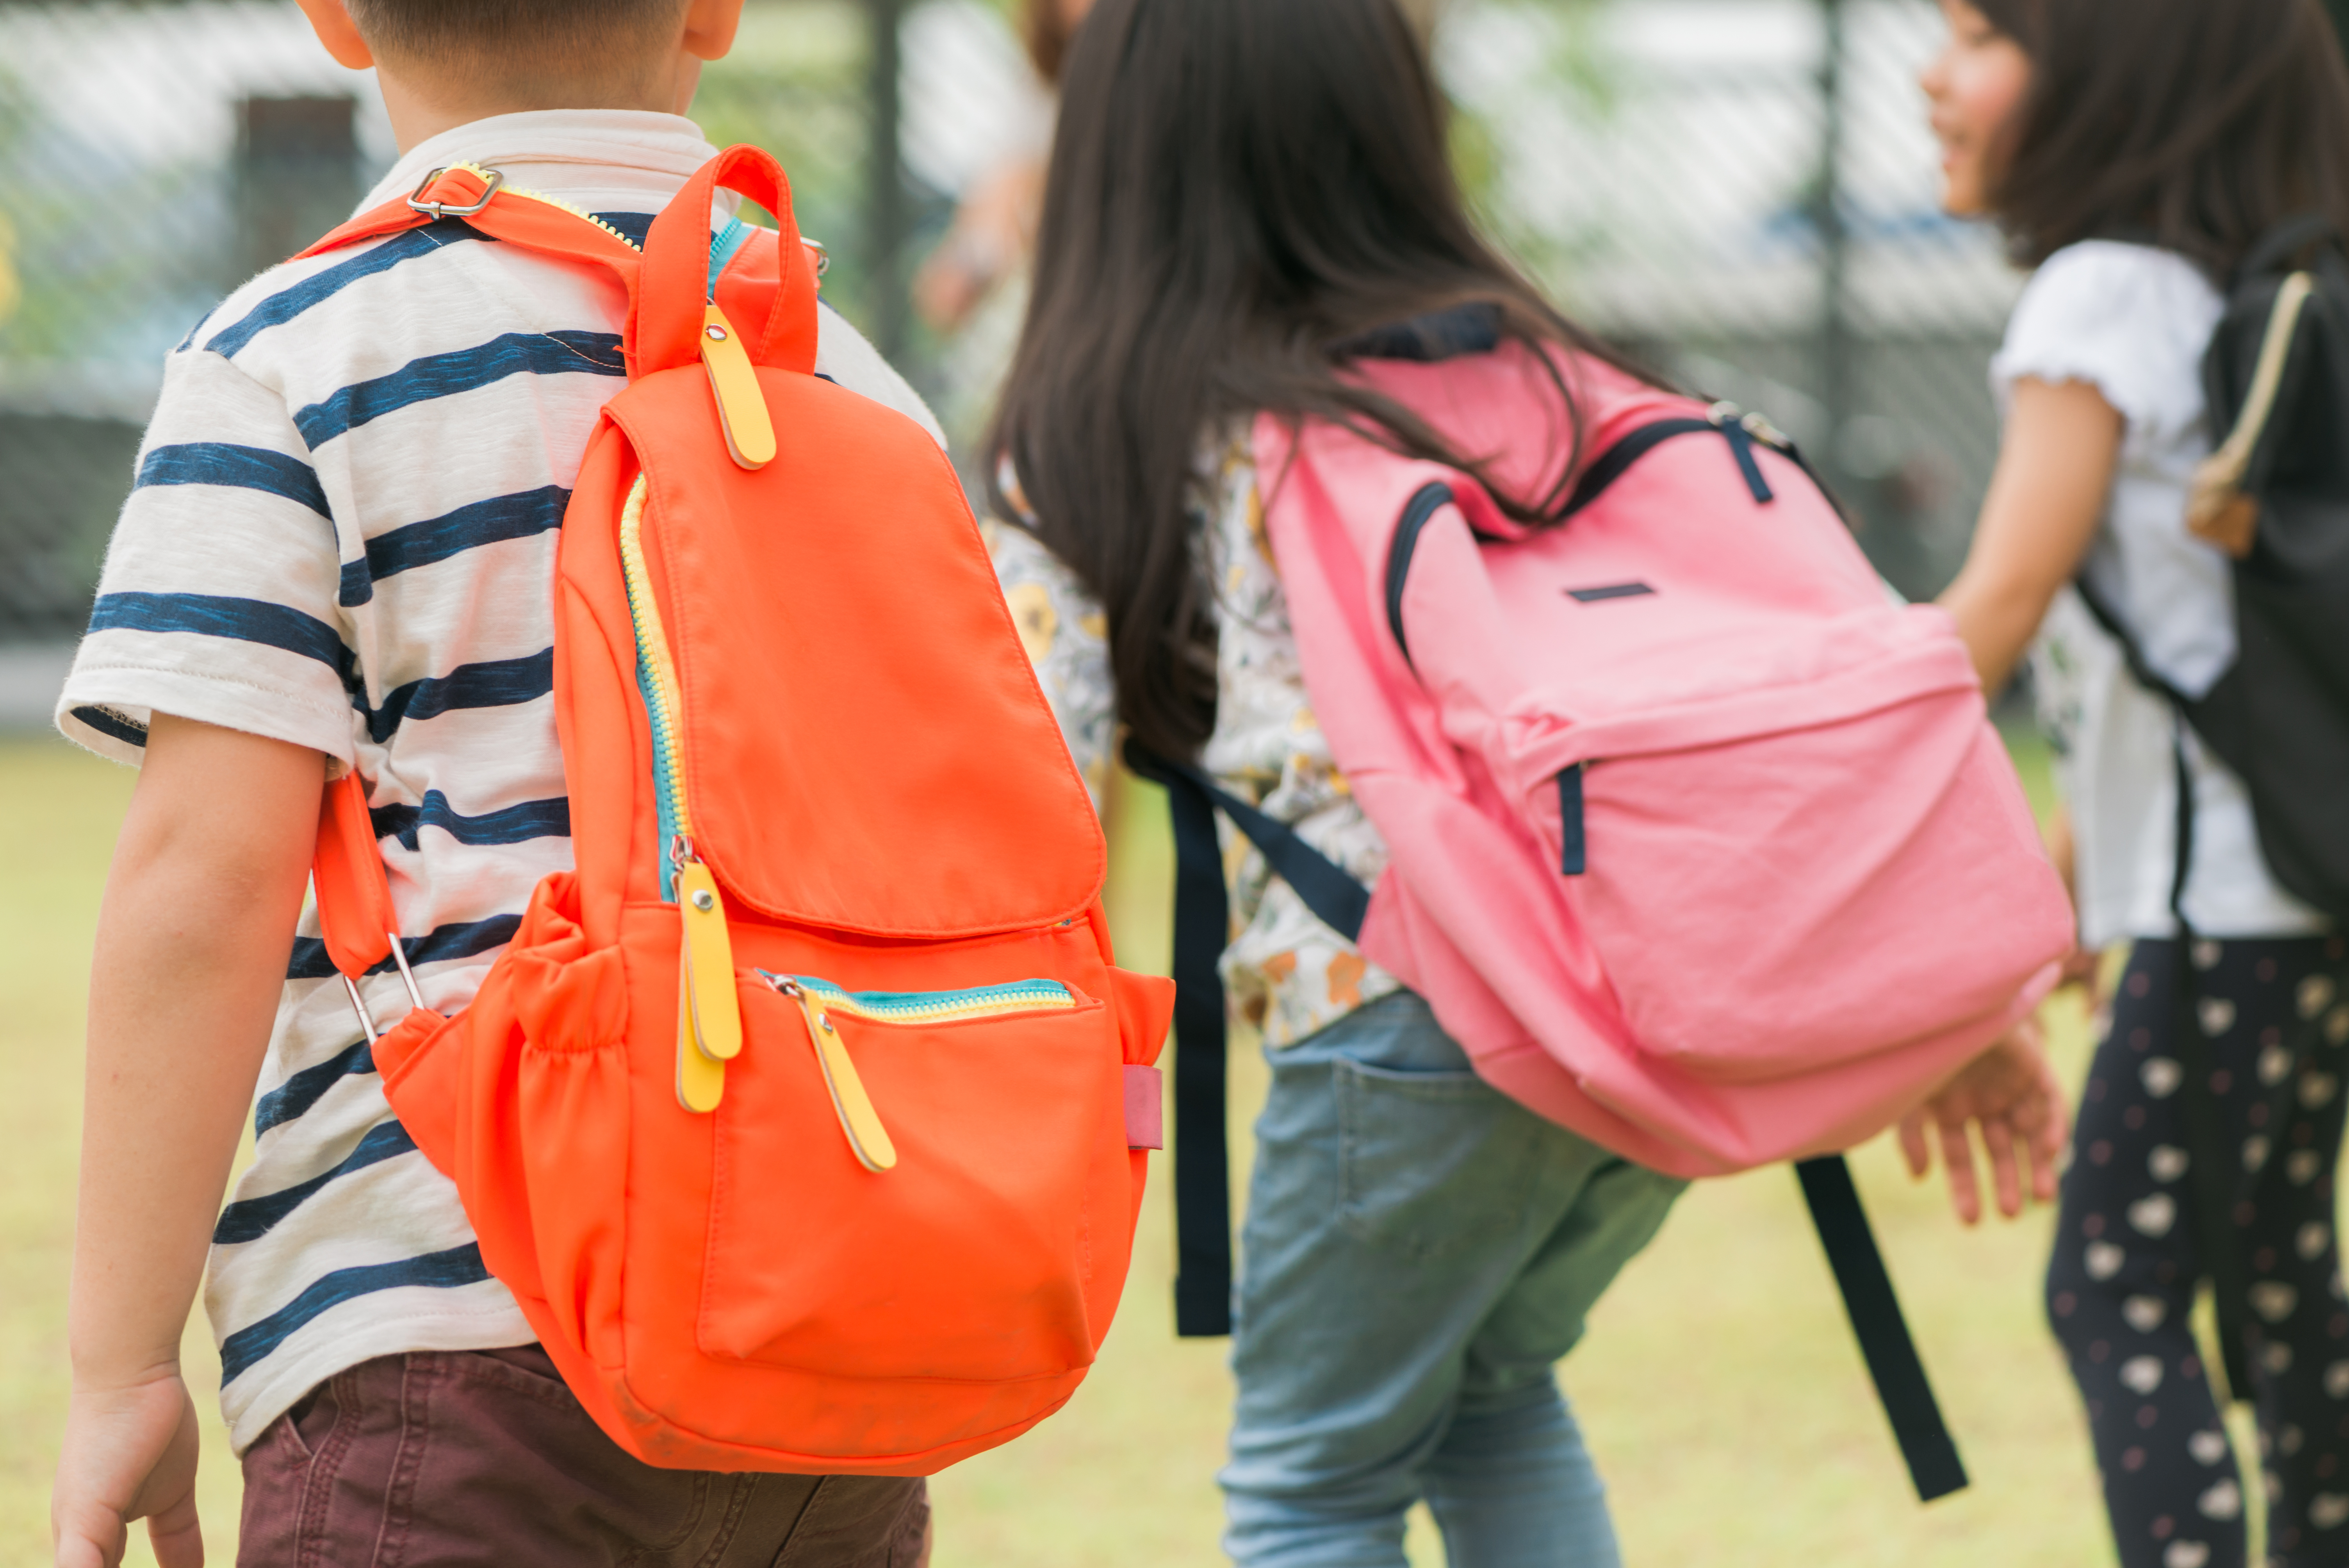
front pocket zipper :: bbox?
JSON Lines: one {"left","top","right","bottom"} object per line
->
{"left": 619, "top": 474, "right": 745, "bottom": 1115}
{"left": 759, "top": 973, "right": 1082, "bottom": 1173}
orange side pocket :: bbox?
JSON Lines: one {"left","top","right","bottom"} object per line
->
{"left": 375, "top": 1006, "right": 466, "bottom": 1177}
{"left": 1109, "top": 968, "right": 1174, "bottom": 1067}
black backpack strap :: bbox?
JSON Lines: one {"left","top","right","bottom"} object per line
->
{"left": 1128, "top": 742, "right": 1967, "bottom": 1501}
{"left": 1136, "top": 751, "right": 1372, "bottom": 944}
{"left": 1126, "top": 743, "right": 1239, "bottom": 1336}
{"left": 2071, "top": 575, "right": 2190, "bottom": 705}
{"left": 1797, "top": 1156, "right": 1969, "bottom": 1500}
{"left": 2067, "top": 579, "right": 2256, "bottom": 1398}
{"left": 2162, "top": 720, "right": 2257, "bottom": 1400}
{"left": 2239, "top": 214, "right": 2338, "bottom": 284}
{"left": 1123, "top": 743, "right": 1374, "bottom": 1341}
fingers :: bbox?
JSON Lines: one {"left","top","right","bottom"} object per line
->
{"left": 1937, "top": 1115, "right": 1982, "bottom": 1226}
{"left": 2028, "top": 1057, "right": 2071, "bottom": 1205}
{"left": 2080, "top": 946, "right": 2110, "bottom": 1012}
{"left": 1898, "top": 1111, "right": 1932, "bottom": 1179}
{"left": 2029, "top": 1136, "right": 2060, "bottom": 1205}
{"left": 1981, "top": 1115, "right": 2024, "bottom": 1219}
{"left": 146, "top": 1495, "right": 204, "bottom": 1568}
{"left": 51, "top": 1511, "right": 124, "bottom": 1568}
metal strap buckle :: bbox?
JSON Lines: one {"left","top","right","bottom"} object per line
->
{"left": 407, "top": 166, "right": 504, "bottom": 221}
{"left": 340, "top": 929, "right": 430, "bottom": 1047}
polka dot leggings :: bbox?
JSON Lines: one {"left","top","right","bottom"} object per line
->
{"left": 2049, "top": 936, "right": 2349, "bottom": 1568}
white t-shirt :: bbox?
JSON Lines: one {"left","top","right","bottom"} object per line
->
{"left": 56, "top": 109, "right": 943, "bottom": 1452}
{"left": 2001, "top": 240, "right": 2327, "bottom": 945}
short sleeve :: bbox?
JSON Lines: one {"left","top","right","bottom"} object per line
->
{"left": 1990, "top": 241, "right": 2224, "bottom": 447}
{"left": 987, "top": 517, "right": 1115, "bottom": 813}
{"left": 815, "top": 303, "right": 948, "bottom": 449}
{"left": 56, "top": 347, "right": 355, "bottom": 768}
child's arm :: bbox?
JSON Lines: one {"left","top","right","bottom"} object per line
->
{"left": 53, "top": 716, "right": 324, "bottom": 1568}
{"left": 1936, "top": 376, "right": 2124, "bottom": 692}
{"left": 1895, "top": 379, "right": 2119, "bottom": 1226}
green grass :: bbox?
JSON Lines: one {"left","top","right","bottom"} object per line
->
{"left": 0, "top": 740, "right": 240, "bottom": 1567}
{"left": 0, "top": 738, "right": 2132, "bottom": 1565}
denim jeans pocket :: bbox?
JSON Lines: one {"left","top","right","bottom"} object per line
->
{"left": 1335, "top": 1056, "right": 1539, "bottom": 1262}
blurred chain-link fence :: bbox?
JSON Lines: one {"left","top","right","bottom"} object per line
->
{"left": 0, "top": 0, "right": 2046, "bottom": 676}
{"left": 1448, "top": 0, "right": 2024, "bottom": 600}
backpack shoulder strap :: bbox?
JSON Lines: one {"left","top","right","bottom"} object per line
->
{"left": 2070, "top": 574, "right": 2189, "bottom": 705}
{"left": 2237, "top": 214, "right": 2338, "bottom": 285}
{"left": 312, "top": 770, "right": 426, "bottom": 1041}
{"left": 300, "top": 164, "right": 645, "bottom": 282}
{"left": 2069, "top": 582, "right": 2266, "bottom": 1397}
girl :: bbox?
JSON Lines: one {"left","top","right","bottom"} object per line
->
{"left": 992, "top": 1, "right": 2051, "bottom": 1561}
{"left": 1924, "top": 2, "right": 2349, "bottom": 1563}
{"left": 988, "top": 4, "right": 1677, "bottom": 1561}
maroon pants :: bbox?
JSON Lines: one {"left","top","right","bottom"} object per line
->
{"left": 237, "top": 1347, "right": 931, "bottom": 1568}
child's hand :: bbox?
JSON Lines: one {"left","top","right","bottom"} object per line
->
{"left": 53, "top": 1370, "right": 205, "bottom": 1568}
{"left": 1898, "top": 1017, "right": 2069, "bottom": 1226}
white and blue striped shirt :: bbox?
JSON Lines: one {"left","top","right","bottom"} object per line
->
{"left": 56, "top": 110, "right": 944, "bottom": 1452}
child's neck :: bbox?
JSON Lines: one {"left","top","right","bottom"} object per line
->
{"left": 378, "top": 61, "right": 703, "bottom": 154}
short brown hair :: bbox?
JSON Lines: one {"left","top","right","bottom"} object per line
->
{"left": 346, "top": 0, "right": 690, "bottom": 84}
{"left": 1975, "top": 0, "right": 2349, "bottom": 276}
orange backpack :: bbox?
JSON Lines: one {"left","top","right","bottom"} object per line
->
{"left": 303, "top": 149, "right": 1174, "bottom": 1474}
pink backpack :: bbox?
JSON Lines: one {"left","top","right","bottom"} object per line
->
{"left": 1141, "top": 335, "right": 2073, "bottom": 1500}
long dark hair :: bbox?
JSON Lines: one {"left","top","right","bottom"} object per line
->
{"left": 1974, "top": 0, "right": 2349, "bottom": 275}
{"left": 987, "top": 0, "right": 1650, "bottom": 761}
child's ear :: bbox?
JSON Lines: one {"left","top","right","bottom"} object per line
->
{"left": 683, "top": 0, "right": 747, "bottom": 63}
{"left": 294, "top": 0, "right": 375, "bottom": 70}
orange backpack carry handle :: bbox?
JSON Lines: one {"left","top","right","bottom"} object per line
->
{"left": 636, "top": 145, "right": 820, "bottom": 378}
{"left": 298, "top": 151, "right": 1174, "bottom": 1478}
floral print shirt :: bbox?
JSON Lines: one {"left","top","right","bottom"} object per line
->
{"left": 989, "top": 440, "right": 1401, "bottom": 1047}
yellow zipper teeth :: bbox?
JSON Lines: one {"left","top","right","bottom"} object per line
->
{"left": 617, "top": 476, "right": 692, "bottom": 838}
{"left": 441, "top": 162, "right": 644, "bottom": 253}
{"left": 459, "top": 167, "right": 681, "bottom": 841}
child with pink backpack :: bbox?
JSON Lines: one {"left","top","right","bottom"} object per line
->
{"left": 1925, "top": 1, "right": 2349, "bottom": 1563}
{"left": 989, "top": 0, "right": 2076, "bottom": 1560}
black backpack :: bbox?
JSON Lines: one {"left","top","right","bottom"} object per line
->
{"left": 2079, "top": 217, "right": 2349, "bottom": 921}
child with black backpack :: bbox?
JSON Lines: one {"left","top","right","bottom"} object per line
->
{"left": 1924, "top": 1, "right": 2349, "bottom": 1563}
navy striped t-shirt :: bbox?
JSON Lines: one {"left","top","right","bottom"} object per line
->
{"left": 56, "top": 109, "right": 945, "bottom": 1453}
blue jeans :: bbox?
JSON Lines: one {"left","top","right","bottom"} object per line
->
{"left": 1221, "top": 992, "right": 1685, "bottom": 1568}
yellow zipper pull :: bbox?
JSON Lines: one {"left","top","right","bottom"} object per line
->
{"left": 699, "top": 305, "right": 776, "bottom": 471}
{"left": 677, "top": 934, "right": 727, "bottom": 1114}
{"left": 774, "top": 979, "right": 898, "bottom": 1173}
{"left": 677, "top": 849, "right": 743, "bottom": 1063}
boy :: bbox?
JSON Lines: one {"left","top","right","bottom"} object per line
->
{"left": 49, "top": 3, "right": 941, "bottom": 1564}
